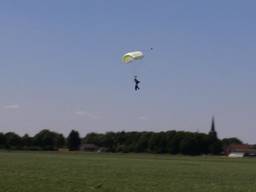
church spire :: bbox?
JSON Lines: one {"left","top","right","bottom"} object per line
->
{"left": 211, "top": 116, "right": 215, "bottom": 132}
{"left": 209, "top": 116, "right": 217, "bottom": 139}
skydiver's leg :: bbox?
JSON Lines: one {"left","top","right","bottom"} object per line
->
{"left": 135, "top": 84, "right": 140, "bottom": 91}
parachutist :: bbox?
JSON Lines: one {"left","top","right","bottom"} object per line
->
{"left": 134, "top": 76, "right": 140, "bottom": 91}
{"left": 122, "top": 51, "right": 145, "bottom": 91}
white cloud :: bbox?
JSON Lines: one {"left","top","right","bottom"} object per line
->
{"left": 74, "top": 110, "right": 100, "bottom": 119}
{"left": 3, "top": 104, "right": 20, "bottom": 110}
{"left": 138, "top": 115, "right": 149, "bottom": 121}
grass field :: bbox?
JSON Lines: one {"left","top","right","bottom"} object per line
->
{"left": 0, "top": 151, "right": 256, "bottom": 192}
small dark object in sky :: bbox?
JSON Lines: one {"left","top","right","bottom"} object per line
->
{"left": 134, "top": 76, "right": 140, "bottom": 91}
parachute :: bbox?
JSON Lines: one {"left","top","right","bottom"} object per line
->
{"left": 122, "top": 51, "right": 144, "bottom": 64}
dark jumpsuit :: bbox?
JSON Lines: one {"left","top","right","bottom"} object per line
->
{"left": 134, "top": 78, "right": 140, "bottom": 91}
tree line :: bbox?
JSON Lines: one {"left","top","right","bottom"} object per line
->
{"left": 83, "top": 131, "right": 241, "bottom": 155}
{"left": 0, "top": 130, "right": 80, "bottom": 151}
{"left": 0, "top": 129, "right": 243, "bottom": 155}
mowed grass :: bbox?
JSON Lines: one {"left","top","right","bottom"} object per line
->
{"left": 0, "top": 151, "right": 256, "bottom": 192}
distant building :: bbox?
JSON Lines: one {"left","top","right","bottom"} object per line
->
{"left": 228, "top": 152, "right": 244, "bottom": 158}
{"left": 224, "top": 144, "right": 256, "bottom": 157}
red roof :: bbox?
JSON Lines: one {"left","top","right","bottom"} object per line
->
{"left": 225, "top": 144, "right": 256, "bottom": 154}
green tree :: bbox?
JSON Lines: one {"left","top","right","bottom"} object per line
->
{"left": 165, "top": 131, "right": 176, "bottom": 153}
{"left": 222, "top": 137, "right": 242, "bottom": 148}
{"left": 135, "top": 132, "right": 150, "bottom": 152}
{"left": 123, "top": 132, "right": 140, "bottom": 152}
{"left": 33, "top": 129, "right": 61, "bottom": 150}
{"left": 168, "top": 132, "right": 184, "bottom": 154}
{"left": 84, "top": 133, "right": 104, "bottom": 146}
{"left": 195, "top": 133, "right": 211, "bottom": 154}
{"left": 22, "top": 134, "right": 32, "bottom": 148}
{"left": 0, "top": 133, "right": 6, "bottom": 148}
{"left": 56, "top": 134, "right": 66, "bottom": 148}
{"left": 67, "top": 130, "right": 81, "bottom": 151}
{"left": 209, "top": 140, "right": 222, "bottom": 155}
{"left": 5, "top": 132, "right": 22, "bottom": 149}
{"left": 179, "top": 134, "right": 200, "bottom": 155}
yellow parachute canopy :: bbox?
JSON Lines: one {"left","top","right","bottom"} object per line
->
{"left": 122, "top": 51, "right": 144, "bottom": 64}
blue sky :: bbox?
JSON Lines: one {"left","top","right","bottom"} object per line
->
{"left": 0, "top": 0, "right": 255, "bottom": 143}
